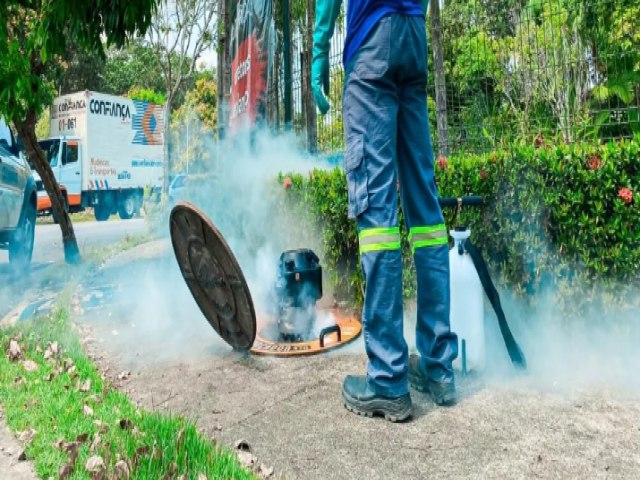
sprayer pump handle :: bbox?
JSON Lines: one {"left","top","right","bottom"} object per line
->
{"left": 439, "top": 196, "right": 483, "bottom": 208}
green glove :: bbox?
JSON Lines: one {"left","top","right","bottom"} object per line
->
{"left": 312, "top": 0, "right": 342, "bottom": 115}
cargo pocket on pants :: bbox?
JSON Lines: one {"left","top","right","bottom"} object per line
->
{"left": 345, "top": 134, "right": 369, "bottom": 219}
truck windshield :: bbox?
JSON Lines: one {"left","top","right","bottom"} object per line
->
{"left": 37, "top": 139, "right": 61, "bottom": 167}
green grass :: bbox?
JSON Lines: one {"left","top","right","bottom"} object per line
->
{"left": 79, "top": 232, "right": 155, "bottom": 265}
{"left": 37, "top": 210, "right": 107, "bottom": 225}
{"left": 0, "top": 306, "right": 255, "bottom": 480}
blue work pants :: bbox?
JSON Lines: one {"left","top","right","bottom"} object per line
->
{"left": 343, "top": 14, "right": 458, "bottom": 397}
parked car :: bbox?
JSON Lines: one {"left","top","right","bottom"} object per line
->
{"left": 0, "top": 118, "right": 37, "bottom": 270}
{"left": 168, "top": 173, "right": 188, "bottom": 203}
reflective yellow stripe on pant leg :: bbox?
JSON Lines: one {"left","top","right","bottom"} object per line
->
{"left": 409, "top": 224, "right": 448, "bottom": 254}
{"left": 359, "top": 227, "right": 401, "bottom": 255}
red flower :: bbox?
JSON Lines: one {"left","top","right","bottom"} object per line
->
{"left": 587, "top": 155, "right": 602, "bottom": 171}
{"left": 618, "top": 187, "right": 633, "bottom": 205}
{"left": 436, "top": 156, "right": 448, "bottom": 170}
{"left": 480, "top": 169, "right": 488, "bottom": 180}
{"left": 283, "top": 177, "right": 292, "bottom": 189}
{"left": 534, "top": 133, "right": 545, "bottom": 148}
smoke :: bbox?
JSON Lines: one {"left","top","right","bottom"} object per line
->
{"left": 398, "top": 247, "right": 640, "bottom": 396}
{"left": 176, "top": 128, "right": 330, "bottom": 314}
{"left": 4, "top": 120, "right": 637, "bottom": 398}
{"left": 78, "top": 126, "right": 336, "bottom": 365}
{"left": 490, "top": 287, "right": 640, "bottom": 394}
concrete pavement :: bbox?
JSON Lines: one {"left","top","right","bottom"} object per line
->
{"left": 71, "top": 241, "right": 640, "bottom": 479}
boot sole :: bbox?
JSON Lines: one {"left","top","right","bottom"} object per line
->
{"left": 342, "top": 389, "right": 412, "bottom": 423}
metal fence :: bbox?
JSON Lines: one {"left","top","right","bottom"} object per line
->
{"left": 267, "top": 0, "right": 640, "bottom": 156}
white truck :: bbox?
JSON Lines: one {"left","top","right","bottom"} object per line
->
{"left": 36, "top": 91, "right": 165, "bottom": 221}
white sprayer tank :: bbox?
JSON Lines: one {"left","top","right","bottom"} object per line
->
{"left": 449, "top": 229, "right": 485, "bottom": 372}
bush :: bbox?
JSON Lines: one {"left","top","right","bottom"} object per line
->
{"left": 127, "top": 86, "right": 166, "bottom": 105}
{"left": 279, "top": 137, "right": 640, "bottom": 316}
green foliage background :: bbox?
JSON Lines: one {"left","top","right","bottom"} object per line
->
{"left": 278, "top": 137, "right": 640, "bottom": 316}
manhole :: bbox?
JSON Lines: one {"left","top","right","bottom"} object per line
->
{"left": 251, "top": 308, "right": 362, "bottom": 356}
{"left": 170, "top": 201, "right": 363, "bottom": 356}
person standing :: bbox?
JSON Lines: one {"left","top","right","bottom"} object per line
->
{"left": 312, "top": 0, "right": 458, "bottom": 421}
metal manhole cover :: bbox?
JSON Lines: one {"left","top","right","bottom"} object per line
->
{"left": 170, "top": 201, "right": 256, "bottom": 350}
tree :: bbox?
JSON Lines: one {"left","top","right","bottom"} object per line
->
{"left": 57, "top": 43, "right": 107, "bottom": 95}
{"left": 103, "top": 40, "right": 167, "bottom": 96}
{"left": 171, "top": 76, "right": 218, "bottom": 174}
{"left": 511, "top": 1, "right": 590, "bottom": 142}
{"left": 146, "top": 0, "right": 217, "bottom": 192}
{"left": 0, "top": 0, "right": 157, "bottom": 263}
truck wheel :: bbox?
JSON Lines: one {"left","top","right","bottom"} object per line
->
{"left": 9, "top": 200, "right": 36, "bottom": 270}
{"left": 94, "top": 203, "right": 111, "bottom": 222}
{"left": 52, "top": 195, "right": 69, "bottom": 225}
{"left": 118, "top": 195, "right": 135, "bottom": 220}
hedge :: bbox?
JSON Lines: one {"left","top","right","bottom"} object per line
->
{"left": 277, "top": 137, "right": 640, "bottom": 317}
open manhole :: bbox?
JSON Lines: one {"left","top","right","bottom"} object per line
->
{"left": 170, "top": 201, "right": 362, "bottom": 356}
{"left": 251, "top": 309, "right": 361, "bottom": 356}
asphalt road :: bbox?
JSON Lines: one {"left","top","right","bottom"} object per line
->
{"left": 1, "top": 218, "right": 147, "bottom": 265}
{"left": 0, "top": 218, "right": 148, "bottom": 320}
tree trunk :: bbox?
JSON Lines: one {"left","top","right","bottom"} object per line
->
{"left": 430, "top": 0, "right": 449, "bottom": 156}
{"left": 304, "top": 0, "right": 317, "bottom": 153}
{"left": 222, "top": 0, "right": 232, "bottom": 134}
{"left": 273, "top": 46, "right": 281, "bottom": 129}
{"left": 282, "top": 0, "right": 292, "bottom": 129}
{"left": 163, "top": 99, "right": 171, "bottom": 194}
{"left": 14, "top": 110, "right": 80, "bottom": 264}
{"left": 217, "top": 0, "right": 228, "bottom": 141}
{"left": 276, "top": 47, "right": 281, "bottom": 128}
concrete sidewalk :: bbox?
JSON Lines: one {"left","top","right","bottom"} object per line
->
{"left": 73, "top": 241, "right": 640, "bottom": 479}
{"left": 0, "top": 408, "right": 37, "bottom": 480}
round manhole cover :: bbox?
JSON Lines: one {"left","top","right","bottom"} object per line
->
{"left": 170, "top": 201, "right": 256, "bottom": 350}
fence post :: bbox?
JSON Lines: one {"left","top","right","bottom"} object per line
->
{"left": 430, "top": 0, "right": 449, "bottom": 156}
{"left": 304, "top": 0, "right": 318, "bottom": 153}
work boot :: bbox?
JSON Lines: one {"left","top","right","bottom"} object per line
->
{"left": 408, "top": 354, "right": 457, "bottom": 406}
{"left": 342, "top": 375, "right": 412, "bottom": 422}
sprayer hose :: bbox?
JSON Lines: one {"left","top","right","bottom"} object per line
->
{"left": 464, "top": 239, "right": 527, "bottom": 370}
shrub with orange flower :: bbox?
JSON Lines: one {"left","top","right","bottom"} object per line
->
{"left": 618, "top": 187, "right": 633, "bottom": 205}
{"left": 587, "top": 155, "right": 602, "bottom": 171}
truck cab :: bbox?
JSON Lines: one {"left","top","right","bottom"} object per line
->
{"left": 35, "top": 137, "right": 82, "bottom": 220}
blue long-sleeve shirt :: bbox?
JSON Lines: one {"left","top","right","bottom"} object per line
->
{"left": 344, "top": 0, "right": 425, "bottom": 66}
